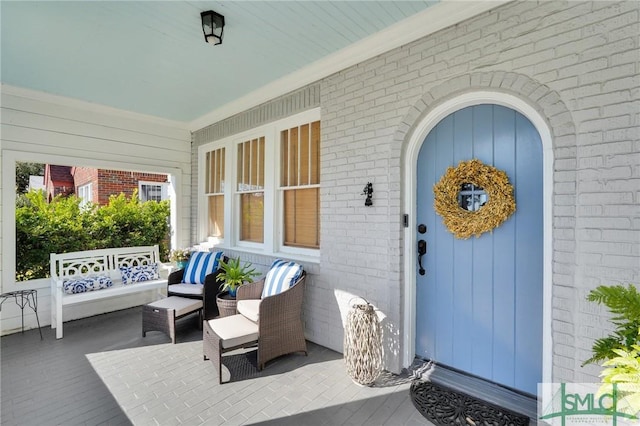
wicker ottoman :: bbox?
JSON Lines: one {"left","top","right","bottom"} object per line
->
{"left": 203, "top": 314, "right": 259, "bottom": 384}
{"left": 142, "top": 296, "right": 203, "bottom": 344}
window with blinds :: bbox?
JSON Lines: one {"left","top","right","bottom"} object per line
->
{"left": 280, "top": 120, "right": 320, "bottom": 249}
{"left": 139, "top": 181, "right": 168, "bottom": 202}
{"left": 237, "top": 137, "right": 265, "bottom": 243}
{"left": 205, "top": 147, "right": 225, "bottom": 238}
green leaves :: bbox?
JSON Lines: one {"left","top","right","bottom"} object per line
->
{"left": 216, "top": 257, "right": 260, "bottom": 293}
{"left": 588, "top": 285, "right": 640, "bottom": 322}
{"left": 598, "top": 342, "right": 640, "bottom": 417}
{"left": 583, "top": 285, "right": 640, "bottom": 366}
{"left": 16, "top": 190, "right": 170, "bottom": 281}
{"left": 586, "top": 287, "right": 640, "bottom": 416}
{"left": 15, "top": 162, "right": 44, "bottom": 193}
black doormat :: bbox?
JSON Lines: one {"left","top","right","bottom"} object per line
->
{"left": 410, "top": 380, "right": 530, "bottom": 426}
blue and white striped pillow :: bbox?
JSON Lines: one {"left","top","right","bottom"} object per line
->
{"left": 261, "top": 260, "right": 303, "bottom": 298}
{"left": 182, "top": 251, "right": 223, "bottom": 285}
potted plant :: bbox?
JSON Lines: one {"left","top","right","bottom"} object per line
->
{"left": 169, "top": 248, "right": 191, "bottom": 270}
{"left": 215, "top": 257, "right": 259, "bottom": 317}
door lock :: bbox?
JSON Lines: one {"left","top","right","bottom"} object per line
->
{"left": 418, "top": 239, "right": 426, "bottom": 276}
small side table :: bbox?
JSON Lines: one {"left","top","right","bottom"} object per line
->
{"left": 142, "top": 296, "right": 203, "bottom": 344}
{"left": 0, "top": 289, "right": 43, "bottom": 339}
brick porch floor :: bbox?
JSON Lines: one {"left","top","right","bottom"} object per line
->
{"left": 1, "top": 306, "right": 433, "bottom": 426}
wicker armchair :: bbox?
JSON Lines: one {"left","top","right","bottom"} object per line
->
{"left": 203, "top": 269, "right": 307, "bottom": 383}
{"left": 167, "top": 256, "right": 227, "bottom": 320}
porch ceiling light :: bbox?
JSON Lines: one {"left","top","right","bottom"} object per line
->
{"left": 201, "top": 10, "right": 225, "bottom": 45}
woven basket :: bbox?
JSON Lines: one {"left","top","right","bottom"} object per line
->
{"left": 344, "top": 301, "right": 382, "bottom": 386}
{"left": 216, "top": 293, "right": 238, "bottom": 317}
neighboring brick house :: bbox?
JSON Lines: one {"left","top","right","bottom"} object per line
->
{"left": 43, "top": 164, "right": 74, "bottom": 202}
{"left": 44, "top": 165, "right": 168, "bottom": 206}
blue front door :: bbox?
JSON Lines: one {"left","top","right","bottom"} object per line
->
{"left": 415, "top": 104, "right": 543, "bottom": 394}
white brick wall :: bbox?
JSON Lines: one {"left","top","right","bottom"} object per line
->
{"left": 319, "top": 0, "right": 638, "bottom": 378}
{"left": 193, "top": 1, "right": 639, "bottom": 381}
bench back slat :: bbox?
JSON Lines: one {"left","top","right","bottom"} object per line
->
{"left": 54, "top": 255, "right": 111, "bottom": 278}
{"left": 51, "top": 245, "right": 160, "bottom": 280}
{"left": 112, "top": 247, "right": 159, "bottom": 269}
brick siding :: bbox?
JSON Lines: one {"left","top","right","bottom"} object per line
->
{"left": 72, "top": 167, "right": 168, "bottom": 205}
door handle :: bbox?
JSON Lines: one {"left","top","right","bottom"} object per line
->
{"left": 418, "top": 239, "right": 426, "bottom": 276}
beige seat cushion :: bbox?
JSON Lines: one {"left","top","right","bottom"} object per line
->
{"left": 208, "top": 314, "right": 259, "bottom": 349}
{"left": 148, "top": 296, "right": 203, "bottom": 317}
{"left": 168, "top": 283, "right": 203, "bottom": 296}
{"left": 236, "top": 299, "right": 261, "bottom": 323}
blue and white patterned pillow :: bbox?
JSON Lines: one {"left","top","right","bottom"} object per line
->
{"left": 182, "top": 251, "right": 223, "bottom": 285}
{"left": 120, "top": 263, "right": 159, "bottom": 285}
{"left": 261, "top": 260, "right": 303, "bottom": 298}
{"left": 63, "top": 275, "right": 113, "bottom": 294}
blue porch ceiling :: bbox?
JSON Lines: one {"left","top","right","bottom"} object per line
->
{"left": 1, "top": 1, "right": 437, "bottom": 123}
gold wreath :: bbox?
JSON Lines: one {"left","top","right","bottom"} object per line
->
{"left": 433, "top": 159, "right": 516, "bottom": 239}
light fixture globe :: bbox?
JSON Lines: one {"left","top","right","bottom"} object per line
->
{"left": 201, "top": 10, "right": 225, "bottom": 45}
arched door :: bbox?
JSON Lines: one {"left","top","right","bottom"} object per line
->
{"left": 415, "top": 104, "right": 542, "bottom": 394}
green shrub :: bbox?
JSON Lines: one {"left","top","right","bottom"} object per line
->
{"left": 90, "top": 192, "right": 170, "bottom": 257}
{"left": 15, "top": 190, "right": 170, "bottom": 281}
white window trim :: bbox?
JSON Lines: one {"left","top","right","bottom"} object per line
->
{"left": 233, "top": 132, "right": 271, "bottom": 251}
{"left": 78, "top": 182, "right": 92, "bottom": 208}
{"left": 198, "top": 108, "right": 320, "bottom": 262}
{"left": 138, "top": 180, "right": 169, "bottom": 202}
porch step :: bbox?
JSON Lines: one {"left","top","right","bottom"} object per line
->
{"left": 421, "top": 362, "right": 538, "bottom": 424}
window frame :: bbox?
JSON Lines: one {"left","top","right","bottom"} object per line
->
{"left": 138, "top": 181, "right": 169, "bottom": 202}
{"left": 236, "top": 136, "right": 266, "bottom": 246}
{"left": 198, "top": 108, "right": 320, "bottom": 261}
{"left": 77, "top": 182, "right": 92, "bottom": 208}
{"left": 277, "top": 121, "right": 321, "bottom": 256}
{"left": 204, "top": 147, "right": 226, "bottom": 241}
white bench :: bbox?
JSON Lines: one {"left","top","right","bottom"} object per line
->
{"left": 50, "top": 245, "right": 167, "bottom": 339}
